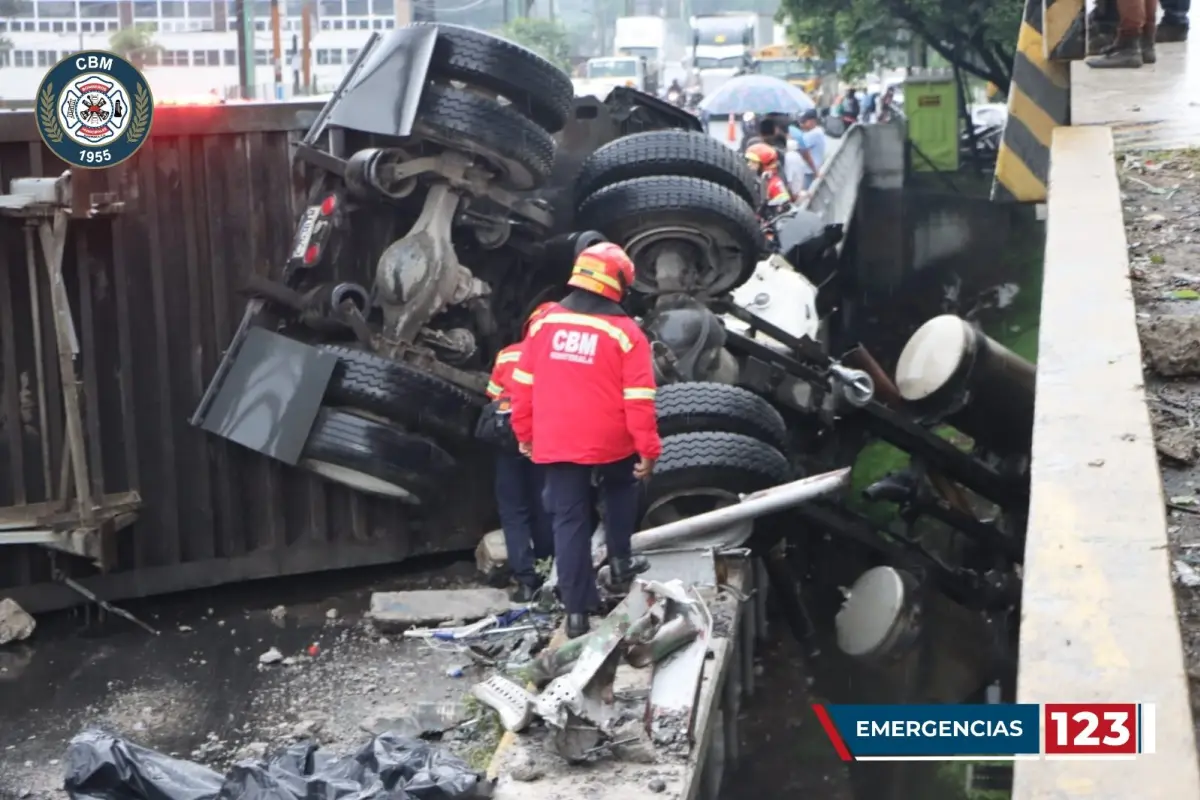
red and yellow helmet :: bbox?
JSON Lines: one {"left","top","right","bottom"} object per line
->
{"left": 567, "top": 242, "right": 635, "bottom": 303}
{"left": 745, "top": 142, "right": 779, "bottom": 171}
{"left": 521, "top": 301, "right": 556, "bottom": 337}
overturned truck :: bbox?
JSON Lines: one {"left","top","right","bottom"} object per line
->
{"left": 192, "top": 24, "right": 1034, "bottom": 701}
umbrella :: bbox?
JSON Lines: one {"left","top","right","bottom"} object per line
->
{"left": 699, "top": 74, "right": 815, "bottom": 118}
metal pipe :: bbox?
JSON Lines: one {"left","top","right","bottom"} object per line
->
{"left": 631, "top": 467, "right": 852, "bottom": 553}
{"left": 627, "top": 615, "right": 700, "bottom": 668}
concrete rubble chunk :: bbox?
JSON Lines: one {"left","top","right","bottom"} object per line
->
{"left": 367, "top": 588, "right": 512, "bottom": 629}
{"left": 1140, "top": 315, "right": 1200, "bottom": 377}
{"left": 476, "top": 529, "right": 509, "bottom": 580}
{"left": 0, "top": 598, "right": 36, "bottom": 646}
{"left": 258, "top": 647, "right": 284, "bottom": 665}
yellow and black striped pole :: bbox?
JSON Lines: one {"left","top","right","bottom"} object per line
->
{"left": 990, "top": 0, "right": 1075, "bottom": 203}
{"left": 1043, "top": 0, "right": 1086, "bottom": 60}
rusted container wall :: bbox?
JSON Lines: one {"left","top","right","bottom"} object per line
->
{"left": 0, "top": 105, "right": 494, "bottom": 612}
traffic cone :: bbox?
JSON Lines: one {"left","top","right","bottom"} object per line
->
{"left": 727, "top": 113, "right": 736, "bottom": 143}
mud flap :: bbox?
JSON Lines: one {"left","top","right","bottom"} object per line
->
{"left": 194, "top": 328, "right": 337, "bottom": 465}
{"left": 322, "top": 26, "right": 438, "bottom": 138}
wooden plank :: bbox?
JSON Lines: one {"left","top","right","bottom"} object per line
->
{"left": 0, "top": 222, "right": 28, "bottom": 506}
{"left": 75, "top": 229, "right": 106, "bottom": 499}
{"left": 241, "top": 131, "right": 285, "bottom": 553}
{"left": 140, "top": 140, "right": 183, "bottom": 565}
{"left": 177, "top": 135, "right": 217, "bottom": 563}
{"left": 199, "top": 132, "right": 246, "bottom": 559}
{"left": 106, "top": 163, "right": 142, "bottom": 500}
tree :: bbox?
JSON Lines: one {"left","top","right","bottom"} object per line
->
{"left": 109, "top": 23, "right": 160, "bottom": 69}
{"left": 781, "top": 0, "right": 1023, "bottom": 94}
{"left": 495, "top": 18, "right": 572, "bottom": 73}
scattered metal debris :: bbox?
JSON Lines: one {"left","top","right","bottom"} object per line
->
{"left": 468, "top": 578, "right": 717, "bottom": 772}
{"left": 472, "top": 676, "right": 536, "bottom": 733}
{"left": 60, "top": 577, "right": 160, "bottom": 636}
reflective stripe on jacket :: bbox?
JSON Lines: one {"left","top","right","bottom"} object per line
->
{"left": 765, "top": 171, "right": 792, "bottom": 207}
{"left": 510, "top": 304, "right": 662, "bottom": 465}
{"left": 486, "top": 343, "right": 523, "bottom": 400}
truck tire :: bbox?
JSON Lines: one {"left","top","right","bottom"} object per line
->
{"left": 575, "top": 130, "right": 761, "bottom": 207}
{"left": 411, "top": 22, "right": 574, "bottom": 133}
{"left": 656, "top": 382, "right": 788, "bottom": 452}
{"left": 575, "top": 176, "right": 766, "bottom": 296}
{"left": 318, "top": 345, "right": 485, "bottom": 441}
{"left": 414, "top": 84, "right": 555, "bottom": 190}
{"left": 642, "top": 431, "right": 792, "bottom": 516}
{"left": 300, "top": 408, "right": 456, "bottom": 504}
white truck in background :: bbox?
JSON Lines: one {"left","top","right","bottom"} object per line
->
{"left": 573, "top": 16, "right": 689, "bottom": 99}
{"left": 688, "top": 13, "right": 776, "bottom": 97}
{"left": 572, "top": 56, "right": 655, "bottom": 97}
{"left": 614, "top": 15, "right": 690, "bottom": 68}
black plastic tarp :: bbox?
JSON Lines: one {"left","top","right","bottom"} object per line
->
{"left": 64, "top": 729, "right": 491, "bottom": 800}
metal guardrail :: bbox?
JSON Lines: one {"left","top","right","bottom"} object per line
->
{"left": 802, "top": 123, "right": 866, "bottom": 253}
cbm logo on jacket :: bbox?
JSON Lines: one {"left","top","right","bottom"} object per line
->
{"left": 550, "top": 330, "right": 598, "bottom": 365}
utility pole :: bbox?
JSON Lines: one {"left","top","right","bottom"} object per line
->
{"left": 235, "top": 0, "right": 256, "bottom": 99}
{"left": 270, "top": 0, "right": 283, "bottom": 99}
{"left": 301, "top": 0, "right": 313, "bottom": 93}
{"left": 394, "top": 0, "right": 412, "bottom": 26}
{"left": 291, "top": 33, "right": 301, "bottom": 95}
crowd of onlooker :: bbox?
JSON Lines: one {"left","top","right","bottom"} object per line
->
{"left": 738, "top": 109, "right": 829, "bottom": 200}
{"left": 1087, "top": 0, "right": 1189, "bottom": 68}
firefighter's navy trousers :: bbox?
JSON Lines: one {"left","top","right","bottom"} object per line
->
{"left": 542, "top": 455, "right": 639, "bottom": 615}
{"left": 495, "top": 451, "right": 554, "bottom": 589}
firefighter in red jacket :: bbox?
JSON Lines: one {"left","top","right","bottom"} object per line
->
{"left": 510, "top": 243, "right": 662, "bottom": 639}
{"left": 745, "top": 141, "right": 793, "bottom": 219}
{"left": 486, "top": 302, "right": 556, "bottom": 603}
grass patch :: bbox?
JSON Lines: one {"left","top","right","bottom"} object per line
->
{"left": 937, "top": 761, "right": 1014, "bottom": 800}
{"left": 1139, "top": 147, "right": 1200, "bottom": 167}
{"left": 459, "top": 694, "right": 504, "bottom": 772}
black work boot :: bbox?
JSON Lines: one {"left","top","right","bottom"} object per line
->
{"left": 1141, "top": 28, "right": 1158, "bottom": 63}
{"left": 1157, "top": 21, "right": 1189, "bottom": 42}
{"left": 609, "top": 556, "right": 650, "bottom": 585}
{"left": 566, "top": 613, "right": 589, "bottom": 639}
{"left": 1086, "top": 33, "right": 1143, "bottom": 68}
{"left": 1088, "top": 21, "right": 1117, "bottom": 54}
{"left": 510, "top": 582, "right": 539, "bottom": 604}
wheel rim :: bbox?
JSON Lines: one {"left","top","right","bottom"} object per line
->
{"left": 640, "top": 487, "right": 752, "bottom": 546}
{"left": 301, "top": 459, "right": 421, "bottom": 504}
{"left": 624, "top": 224, "right": 746, "bottom": 295}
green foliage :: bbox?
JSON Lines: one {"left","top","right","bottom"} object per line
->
{"left": 495, "top": 17, "right": 572, "bottom": 73}
{"left": 109, "top": 23, "right": 161, "bottom": 63}
{"left": 780, "top": 0, "right": 1023, "bottom": 92}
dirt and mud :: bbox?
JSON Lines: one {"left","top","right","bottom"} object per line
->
{"left": 0, "top": 558, "right": 502, "bottom": 799}
{"left": 1120, "top": 147, "right": 1200, "bottom": 751}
